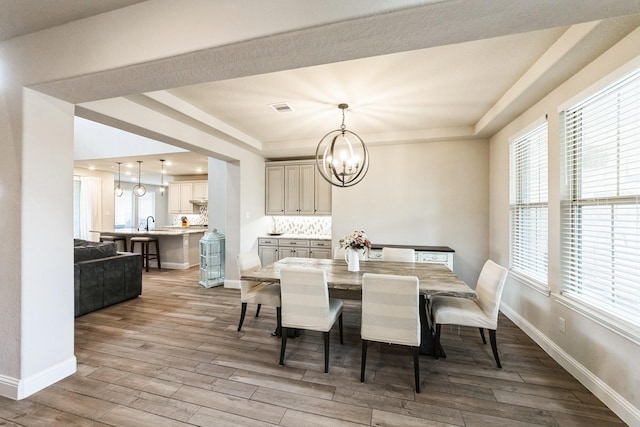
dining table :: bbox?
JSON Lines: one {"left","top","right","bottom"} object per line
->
{"left": 240, "top": 257, "right": 477, "bottom": 356}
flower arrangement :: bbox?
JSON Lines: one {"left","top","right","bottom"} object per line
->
{"left": 340, "top": 230, "right": 371, "bottom": 251}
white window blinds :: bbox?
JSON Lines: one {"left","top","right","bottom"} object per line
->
{"left": 510, "top": 122, "right": 548, "bottom": 284}
{"left": 561, "top": 67, "right": 640, "bottom": 328}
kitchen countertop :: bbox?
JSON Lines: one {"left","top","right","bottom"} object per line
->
{"left": 260, "top": 234, "right": 331, "bottom": 240}
{"left": 93, "top": 228, "right": 208, "bottom": 236}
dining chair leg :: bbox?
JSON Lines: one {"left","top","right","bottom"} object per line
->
{"left": 279, "top": 327, "right": 288, "bottom": 365}
{"left": 478, "top": 327, "right": 487, "bottom": 344}
{"left": 338, "top": 313, "right": 344, "bottom": 345}
{"left": 360, "top": 339, "right": 368, "bottom": 383}
{"left": 237, "top": 302, "right": 248, "bottom": 331}
{"left": 323, "top": 331, "right": 330, "bottom": 373}
{"left": 276, "top": 307, "right": 282, "bottom": 338}
{"left": 413, "top": 346, "right": 421, "bottom": 393}
{"left": 489, "top": 329, "right": 502, "bottom": 368}
{"left": 255, "top": 304, "right": 262, "bottom": 317}
{"left": 434, "top": 324, "right": 442, "bottom": 360}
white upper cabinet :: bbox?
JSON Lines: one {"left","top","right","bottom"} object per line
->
{"left": 192, "top": 182, "right": 208, "bottom": 200}
{"left": 168, "top": 180, "right": 207, "bottom": 214}
{"left": 314, "top": 167, "right": 332, "bottom": 215}
{"left": 266, "top": 166, "right": 285, "bottom": 215}
{"left": 266, "top": 161, "right": 331, "bottom": 216}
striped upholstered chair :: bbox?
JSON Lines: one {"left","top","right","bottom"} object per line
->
{"left": 431, "top": 260, "right": 508, "bottom": 368}
{"left": 279, "top": 267, "right": 344, "bottom": 373}
{"left": 381, "top": 247, "right": 415, "bottom": 262}
{"left": 360, "top": 273, "right": 421, "bottom": 392}
{"left": 236, "top": 252, "right": 281, "bottom": 337}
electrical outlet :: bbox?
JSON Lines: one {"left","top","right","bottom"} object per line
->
{"left": 559, "top": 317, "right": 566, "bottom": 334}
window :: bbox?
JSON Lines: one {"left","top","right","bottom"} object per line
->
{"left": 114, "top": 190, "right": 155, "bottom": 230}
{"left": 137, "top": 192, "right": 155, "bottom": 229}
{"left": 510, "top": 121, "right": 548, "bottom": 285}
{"left": 115, "top": 190, "right": 133, "bottom": 229}
{"left": 561, "top": 67, "right": 640, "bottom": 328}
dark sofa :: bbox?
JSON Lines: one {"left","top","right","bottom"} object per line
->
{"left": 74, "top": 239, "right": 143, "bottom": 317}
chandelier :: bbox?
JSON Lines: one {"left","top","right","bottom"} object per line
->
{"left": 315, "top": 103, "right": 369, "bottom": 187}
{"left": 133, "top": 161, "right": 146, "bottom": 197}
{"left": 158, "top": 159, "right": 166, "bottom": 196}
{"left": 114, "top": 162, "right": 124, "bottom": 197}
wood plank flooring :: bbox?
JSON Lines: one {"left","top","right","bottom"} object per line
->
{"left": 0, "top": 267, "right": 627, "bottom": 426}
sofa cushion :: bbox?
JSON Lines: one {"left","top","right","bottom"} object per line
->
{"left": 73, "top": 239, "right": 118, "bottom": 263}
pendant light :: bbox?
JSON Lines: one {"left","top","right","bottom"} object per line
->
{"left": 158, "top": 159, "right": 166, "bottom": 196}
{"left": 114, "top": 162, "right": 124, "bottom": 197}
{"left": 133, "top": 160, "right": 146, "bottom": 197}
{"left": 315, "top": 103, "right": 369, "bottom": 187}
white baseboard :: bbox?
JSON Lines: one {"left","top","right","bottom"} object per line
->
{"left": 0, "top": 356, "right": 76, "bottom": 400}
{"left": 160, "top": 262, "right": 191, "bottom": 270}
{"left": 500, "top": 302, "right": 640, "bottom": 427}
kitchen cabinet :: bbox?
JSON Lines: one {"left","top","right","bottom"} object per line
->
{"left": 309, "top": 239, "right": 331, "bottom": 259}
{"left": 168, "top": 180, "right": 207, "bottom": 214}
{"left": 265, "top": 166, "right": 285, "bottom": 215}
{"left": 266, "top": 161, "right": 331, "bottom": 215}
{"left": 284, "top": 164, "right": 315, "bottom": 214}
{"left": 169, "top": 182, "right": 193, "bottom": 213}
{"left": 278, "top": 238, "right": 310, "bottom": 259}
{"left": 257, "top": 236, "right": 331, "bottom": 265}
{"left": 367, "top": 244, "right": 455, "bottom": 270}
{"left": 258, "top": 245, "right": 279, "bottom": 266}
{"left": 314, "top": 168, "right": 332, "bottom": 215}
{"left": 192, "top": 181, "right": 208, "bottom": 200}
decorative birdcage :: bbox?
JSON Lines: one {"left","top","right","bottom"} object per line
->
{"left": 199, "top": 229, "right": 225, "bottom": 288}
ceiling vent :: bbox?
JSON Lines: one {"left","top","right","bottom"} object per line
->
{"left": 268, "top": 102, "right": 294, "bottom": 113}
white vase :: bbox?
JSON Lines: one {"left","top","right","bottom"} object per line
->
{"left": 345, "top": 248, "right": 360, "bottom": 272}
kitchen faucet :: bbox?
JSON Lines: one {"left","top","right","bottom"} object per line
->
{"left": 145, "top": 216, "right": 155, "bottom": 231}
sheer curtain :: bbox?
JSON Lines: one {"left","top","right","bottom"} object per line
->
{"left": 79, "top": 176, "right": 102, "bottom": 241}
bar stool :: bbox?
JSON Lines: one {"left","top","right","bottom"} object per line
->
{"left": 130, "top": 237, "right": 161, "bottom": 272}
{"left": 99, "top": 235, "right": 127, "bottom": 252}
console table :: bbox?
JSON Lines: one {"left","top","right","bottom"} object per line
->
{"left": 368, "top": 244, "right": 454, "bottom": 270}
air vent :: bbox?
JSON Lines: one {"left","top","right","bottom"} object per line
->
{"left": 268, "top": 102, "right": 294, "bottom": 113}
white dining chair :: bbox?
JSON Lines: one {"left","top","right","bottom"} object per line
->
{"left": 279, "top": 267, "right": 344, "bottom": 373}
{"left": 381, "top": 247, "right": 415, "bottom": 262}
{"left": 236, "top": 251, "right": 282, "bottom": 337}
{"left": 360, "top": 273, "right": 421, "bottom": 392}
{"left": 431, "top": 260, "right": 508, "bottom": 368}
{"left": 333, "top": 246, "right": 346, "bottom": 260}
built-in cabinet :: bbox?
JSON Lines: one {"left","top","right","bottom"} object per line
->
{"left": 192, "top": 181, "right": 208, "bottom": 200}
{"left": 367, "top": 244, "right": 455, "bottom": 270}
{"left": 266, "top": 160, "right": 331, "bottom": 215}
{"left": 265, "top": 166, "right": 285, "bottom": 215}
{"left": 258, "top": 237, "right": 331, "bottom": 265}
{"left": 169, "top": 180, "right": 208, "bottom": 214}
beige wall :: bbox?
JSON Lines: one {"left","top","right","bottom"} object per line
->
{"left": 489, "top": 27, "right": 640, "bottom": 424}
{"left": 333, "top": 139, "right": 489, "bottom": 286}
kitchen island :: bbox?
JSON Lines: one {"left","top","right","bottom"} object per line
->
{"left": 92, "top": 227, "right": 208, "bottom": 270}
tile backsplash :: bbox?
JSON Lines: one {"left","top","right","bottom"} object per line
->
{"left": 270, "top": 216, "right": 331, "bottom": 237}
{"left": 171, "top": 205, "right": 208, "bottom": 226}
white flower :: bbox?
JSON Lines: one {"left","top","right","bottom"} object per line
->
{"left": 339, "top": 230, "right": 371, "bottom": 250}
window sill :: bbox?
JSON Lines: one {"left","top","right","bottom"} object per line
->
{"left": 509, "top": 269, "right": 550, "bottom": 296}
{"left": 555, "top": 293, "right": 640, "bottom": 346}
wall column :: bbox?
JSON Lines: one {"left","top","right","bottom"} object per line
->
{"left": 0, "top": 86, "right": 76, "bottom": 399}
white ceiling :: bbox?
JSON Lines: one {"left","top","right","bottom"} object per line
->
{"left": 5, "top": 1, "right": 640, "bottom": 180}
{"left": 167, "top": 27, "right": 567, "bottom": 146}
{"left": 0, "top": 0, "right": 145, "bottom": 42}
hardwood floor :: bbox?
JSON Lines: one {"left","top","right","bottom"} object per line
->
{"left": 0, "top": 267, "right": 627, "bottom": 426}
